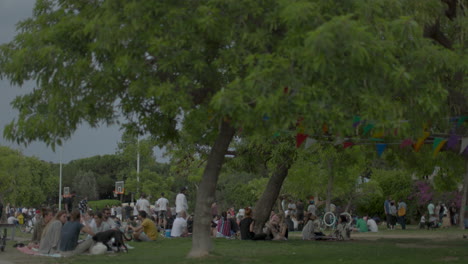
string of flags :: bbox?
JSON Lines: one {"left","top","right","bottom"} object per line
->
{"left": 290, "top": 115, "right": 468, "bottom": 157}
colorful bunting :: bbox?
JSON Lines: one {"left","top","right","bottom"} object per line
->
{"left": 447, "top": 133, "right": 460, "bottom": 150}
{"left": 343, "top": 142, "right": 354, "bottom": 149}
{"left": 333, "top": 137, "right": 345, "bottom": 146}
{"left": 376, "top": 143, "right": 387, "bottom": 157}
{"left": 460, "top": 138, "right": 468, "bottom": 154}
{"left": 372, "top": 130, "right": 384, "bottom": 138}
{"left": 304, "top": 138, "right": 317, "bottom": 149}
{"left": 400, "top": 138, "right": 413, "bottom": 148}
{"left": 352, "top": 116, "right": 361, "bottom": 128}
{"left": 433, "top": 137, "right": 447, "bottom": 157}
{"left": 363, "top": 124, "right": 374, "bottom": 136}
{"left": 296, "top": 133, "right": 308, "bottom": 148}
{"left": 413, "top": 132, "right": 430, "bottom": 152}
{"left": 457, "top": 116, "right": 467, "bottom": 127}
{"left": 322, "top": 123, "right": 328, "bottom": 134}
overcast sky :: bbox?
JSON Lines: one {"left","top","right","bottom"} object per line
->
{"left": 0, "top": 0, "right": 132, "bottom": 163}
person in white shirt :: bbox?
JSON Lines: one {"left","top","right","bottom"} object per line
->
{"left": 367, "top": 217, "right": 379, "bottom": 232}
{"left": 136, "top": 194, "right": 151, "bottom": 216}
{"left": 175, "top": 187, "right": 188, "bottom": 217}
{"left": 171, "top": 211, "right": 188, "bottom": 237}
{"left": 156, "top": 193, "right": 170, "bottom": 230}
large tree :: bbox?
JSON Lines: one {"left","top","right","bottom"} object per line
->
{"left": 1, "top": 0, "right": 464, "bottom": 257}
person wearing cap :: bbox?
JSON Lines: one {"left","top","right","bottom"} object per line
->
{"left": 175, "top": 187, "right": 188, "bottom": 217}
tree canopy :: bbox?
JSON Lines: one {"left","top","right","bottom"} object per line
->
{"left": 1, "top": 0, "right": 466, "bottom": 257}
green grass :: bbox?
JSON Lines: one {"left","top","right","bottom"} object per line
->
{"left": 5, "top": 227, "right": 468, "bottom": 264}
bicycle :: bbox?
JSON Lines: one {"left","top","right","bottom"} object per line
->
{"left": 319, "top": 211, "right": 352, "bottom": 232}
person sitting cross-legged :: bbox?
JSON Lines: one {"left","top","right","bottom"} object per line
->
{"left": 129, "top": 211, "right": 158, "bottom": 241}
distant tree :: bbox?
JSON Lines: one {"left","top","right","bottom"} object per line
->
{"left": 72, "top": 170, "right": 99, "bottom": 200}
{"left": 0, "top": 146, "right": 56, "bottom": 208}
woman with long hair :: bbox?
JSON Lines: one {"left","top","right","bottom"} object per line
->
{"left": 38, "top": 210, "right": 67, "bottom": 254}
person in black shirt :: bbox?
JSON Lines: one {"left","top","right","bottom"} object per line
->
{"left": 239, "top": 207, "right": 255, "bottom": 240}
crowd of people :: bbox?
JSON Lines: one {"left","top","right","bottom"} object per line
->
{"left": 1, "top": 189, "right": 466, "bottom": 257}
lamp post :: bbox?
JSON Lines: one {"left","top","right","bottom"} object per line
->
{"left": 136, "top": 136, "right": 140, "bottom": 199}
{"left": 59, "top": 146, "right": 63, "bottom": 210}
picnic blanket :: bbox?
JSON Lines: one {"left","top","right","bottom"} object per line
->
{"left": 16, "top": 246, "right": 61, "bottom": 257}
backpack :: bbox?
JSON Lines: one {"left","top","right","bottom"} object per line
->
{"left": 397, "top": 206, "right": 406, "bottom": 216}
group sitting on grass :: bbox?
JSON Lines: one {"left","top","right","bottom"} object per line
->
{"left": 25, "top": 208, "right": 154, "bottom": 257}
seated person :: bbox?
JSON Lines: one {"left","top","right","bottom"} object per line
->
{"left": 59, "top": 210, "right": 95, "bottom": 257}
{"left": 355, "top": 216, "right": 369, "bottom": 232}
{"left": 427, "top": 215, "right": 439, "bottom": 229}
{"left": 239, "top": 207, "right": 255, "bottom": 240}
{"left": 102, "top": 208, "right": 118, "bottom": 229}
{"left": 39, "top": 210, "right": 67, "bottom": 254}
{"left": 171, "top": 210, "right": 188, "bottom": 237}
{"left": 7, "top": 214, "right": 19, "bottom": 226}
{"left": 29, "top": 208, "right": 54, "bottom": 249}
{"left": 334, "top": 214, "right": 352, "bottom": 241}
{"left": 216, "top": 211, "right": 232, "bottom": 238}
{"left": 128, "top": 211, "right": 158, "bottom": 241}
{"left": 366, "top": 216, "right": 379, "bottom": 232}
{"left": 89, "top": 212, "right": 111, "bottom": 234}
{"left": 265, "top": 214, "right": 287, "bottom": 241}
{"left": 301, "top": 213, "right": 321, "bottom": 240}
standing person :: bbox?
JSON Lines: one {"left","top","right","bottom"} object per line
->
{"left": 124, "top": 204, "right": 132, "bottom": 221}
{"left": 175, "top": 187, "right": 188, "bottom": 217}
{"left": 136, "top": 194, "right": 151, "bottom": 216}
{"left": 296, "top": 200, "right": 305, "bottom": 224}
{"left": 78, "top": 196, "right": 88, "bottom": 215}
{"left": 397, "top": 200, "right": 407, "bottom": 230}
{"left": 129, "top": 211, "right": 158, "bottom": 241}
{"left": 384, "top": 196, "right": 392, "bottom": 229}
{"left": 307, "top": 200, "right": 317, "bottom": 217}
{"left": 389, "top": 200, "right": 397, "bottom": 230}
{"left": 59, "top": 210, "right": 95, "bottom": 256}
{"left": 449, "top": 202, "right": 458, "bottom": 226}
{"left": 0, "top": 202, "right": 3, "bottom": 222}
{"left": 156, "top": 192, "right": 170, "bottom": 230}
{"left": 427, "top": 200, "right": 435, "bottom": 217}
{"left": 116, "top": 205, "right": 122, "bottom": 221}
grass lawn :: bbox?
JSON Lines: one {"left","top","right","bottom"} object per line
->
{"left": 2, "top": 226, "right": 468, "bottom": 264}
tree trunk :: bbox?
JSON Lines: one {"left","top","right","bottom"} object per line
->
{"left": 252, "top": 157, "right": 293, "bottom": 234}
{"left": 188, "top": 120, "right": 236, "bottom": 258}
{"left": 325, "top": 158, "right": 334, "bottom": 213}
{"left": 459, "top": 158, "right": 468, "bottom": 229}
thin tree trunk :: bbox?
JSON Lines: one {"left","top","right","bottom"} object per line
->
{"left": 325, "top": 158, "right": 334, "bottom": 213}
{"left": 459, "top": 158, "right": 468, "bottom": 229}
{"left": 188, "top": 120, "right": 236, "bottom": 258}
{"left": 252, "top": 149, "right": 294, "bottom": 234}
